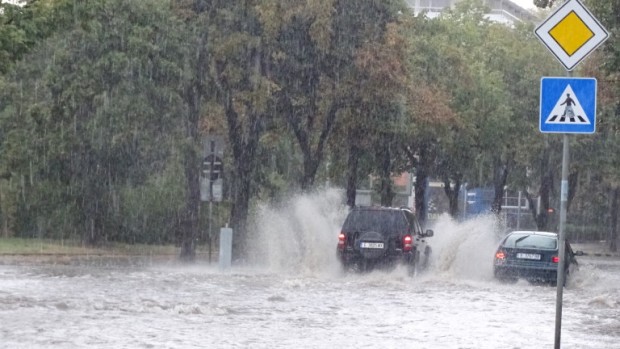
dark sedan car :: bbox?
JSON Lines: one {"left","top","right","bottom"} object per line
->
{"left": 493, "top": 231, "right": 583, "bottom": 285}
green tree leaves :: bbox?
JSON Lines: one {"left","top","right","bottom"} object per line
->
{"left": 0, "top": 0, "right": 618, "bottom": 253}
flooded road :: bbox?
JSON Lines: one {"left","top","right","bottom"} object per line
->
{"left": 0, "top": 256, "right": 618, "bottom": 348}
{"left": 1, "top": 192, "right": 619, "bottom": 348}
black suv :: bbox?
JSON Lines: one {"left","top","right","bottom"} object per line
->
{"left": 336, "top": 206, "right": 434, "bottom": 275}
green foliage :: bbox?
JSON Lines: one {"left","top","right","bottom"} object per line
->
{"left": 0, "top": 0, "right": 617, "bottom": 247}
{"left": 117, "top": 159, "right": 186, "bottom": 244}
{"left": 0, "top": 0, "right": 187, "bottom": 244}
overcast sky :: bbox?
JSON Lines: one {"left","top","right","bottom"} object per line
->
{"left": 512, "top": 0, "right": 537, "bottom": 10}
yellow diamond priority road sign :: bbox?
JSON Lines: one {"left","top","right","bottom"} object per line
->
{"left": 535, "top": 0, "right": 609, "bottom": 71}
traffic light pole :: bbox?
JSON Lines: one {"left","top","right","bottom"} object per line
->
{"left": 208, "top": 140, "right": 215, "bottom": 263}
{"left": 201, "top": 136, "right": 225, "bottom": 263}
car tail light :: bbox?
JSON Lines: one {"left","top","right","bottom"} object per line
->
{"left": 403, "top": 235, "right": 413, "bottom": 252}
{"left": 495, "top": 251, "right": 506, "bottom": 260}
{"left": 552, "top": 256, "right": 560, "bottom": 263}
{"left": 337, "top": 232, "right": 346, "bottom": 250}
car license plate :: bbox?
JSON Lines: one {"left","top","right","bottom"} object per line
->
{"left": 360, "top": 242, "right": 384, "bottom": 249}
{"left": 517, "top": 253, "right": 541, "bottom": 260}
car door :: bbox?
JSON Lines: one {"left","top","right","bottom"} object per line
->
{"left": 565, "top": 241, "right": 577, "bottom": 274}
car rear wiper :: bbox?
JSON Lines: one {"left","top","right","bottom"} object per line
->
{"left": 514, "top": 235, "right": 530, "bottom": 246}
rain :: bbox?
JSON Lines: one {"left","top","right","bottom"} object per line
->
{"left": 1, "top": 0, "right": 619, "bottom": 348}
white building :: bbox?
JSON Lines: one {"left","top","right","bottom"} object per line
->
{"left": 406, "top": 0, "right": 538, "bottom": 25}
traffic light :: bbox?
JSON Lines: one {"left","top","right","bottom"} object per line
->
{"left": 202, "top": 154, "right": 223, "bottom": 181}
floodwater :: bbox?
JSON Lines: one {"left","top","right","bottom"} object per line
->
{"left": 1, "top": 190, "right": 619, "bottom": 348}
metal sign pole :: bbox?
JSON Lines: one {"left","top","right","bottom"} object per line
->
{"left": 554, "top": 134, "right": 569, "bottom": 348}
{"left": 535, "top": 2, "right": 608, "bottom": 347}
{"left": 554, "top": 70, "right": 572, "bottom": 349}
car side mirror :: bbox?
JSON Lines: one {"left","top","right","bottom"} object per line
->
{"left": 574, "top": 250, "right": 585, "bottom": 256}
{"left": 424, "top": 229, "right": 434, "bottom": 237}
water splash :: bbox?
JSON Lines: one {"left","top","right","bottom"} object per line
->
{"left": 249, "top": 190, "right": 508, "bottom": 282}
{"left": 249, "top": 188, "right": 348, "bottom": 275}
{"left": 427, "top": 213, "right": 504, "bottom": 281}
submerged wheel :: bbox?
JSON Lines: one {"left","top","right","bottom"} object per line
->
{"left": 550, "top": 270, "right": 568, "bottom": 287}
{"left": 406, "top": 251, "right": 420, "bottom": 277}
{"left": 422, "top": 246, "right": 432, "bottom": 270}
{"left": 494, "top": 270, "right": 517, "bottom": 284}
{"left": 407, "top": 261, "right": 416, "bottom": 277}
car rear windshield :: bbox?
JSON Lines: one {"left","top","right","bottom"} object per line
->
{"left": 503, "top": 233, "right": 557, "bottom": 250}
{"left": 342, "top": 210, "right": 407, "bottom": 235}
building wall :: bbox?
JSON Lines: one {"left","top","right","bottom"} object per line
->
{"left": 406, "top": 0, "right": 537, "bottom": 24}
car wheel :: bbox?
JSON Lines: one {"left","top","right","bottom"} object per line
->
{"left": 406, "top": 261, "right": 416, "bottom": 277}
{"left": 359, "top": 259, "right": 371, "bottom": 273}
{"left": 406, "top": 251, "right": 420, "bottom": 277}
{"left": 422, "top": 246, "right": 432, "bottom": 270}
{"left": 550, "top": 270, "right": 568, "bottom": 287}
{"left": 340, "top": 259, "right": 363, "bottom": 274}
{"left": 340, "top": 261, "right": 353, "bottom": 274}
{"left": 498, "top": 277, "right": 518, "bottom": 284}
{"left": 494, "top": 270, "right": 517, "bottom": 284}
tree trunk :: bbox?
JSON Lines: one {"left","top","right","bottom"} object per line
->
{"left": 536, "top": 139, "right": 554, "bottom": 231}
{"left": 229, "top": 170, "right": 252, "bottom": 261}
{"left": 442, "top": 175, "right": 461, "bottom": 218}
{"left": 179, "top": 142, "right": 201, "bottom": 261}
{"left": 536, "top": 172, "right": 553, "bottom": 231}
{"left": 410, "top": 145, "right": 431, "bottom": 228}
{"left": 610, "top": 187, "right": 618, "bottom": 252}
{"left": 523, "top": 190, "right": 538, "bottom": 226}
{"left": 415, "top": 171, "right": 428, "bottom": 227}
{"left": 179, "top": 30, "right": 207, "bottom": 261}
{"left": 345, "top": 141, "right": 359, "bottom": 208}
{"left": 293, "top": 101, "right": 340, "bottom": 191}
{"left": 225, "top": 101, "right": 262, "bottom": 261}
{"left": 567, "top": 170, "right": 578, "bottom": 212}
{"left": 178, "top": 88, "right": 202, "bottom": 261}
{"left": 213, "top": 40, "right": 267, "bottom": 262}
{"left": 491, "top": 161, "right": 509, "bottom": 215}
{"left": 378, "top": 141, "right": 394, "bottom": 207}
{"left": 300, "top": 157, "right": 318, "bottom": 191}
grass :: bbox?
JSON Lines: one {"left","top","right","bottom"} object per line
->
{"left": 0, "top": 237, "right": 187, "bottom": 256}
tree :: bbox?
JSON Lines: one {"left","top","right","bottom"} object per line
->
{"left": 172, "top": 0, "right": 213, "bottom": 261}
{"left": 0, "top": 0, "right": 74, "bottom": 74}
{"left": 206, "top": 1, "right": 277, "bottom": 258}
{"left": 578, "top": 0, "right": 620, "bottom": 250}
{"left": 402, "top": 14, "right": 458, "bottom": 225}
{"left": 1, "top": 0, "right": 187, "bottom": 244}
{"left": 422, "top": 1, "right": 504, "bottom": 219}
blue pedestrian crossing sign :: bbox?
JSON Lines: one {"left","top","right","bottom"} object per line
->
{"left": 540, "top": 77, "right": 597, "bottom": 134}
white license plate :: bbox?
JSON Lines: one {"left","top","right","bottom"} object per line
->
{"left": 360, "top": 242, "right": 384, "bottom": 249}
{"left": 517, "top": 253, "right": 541, "bottom": 260}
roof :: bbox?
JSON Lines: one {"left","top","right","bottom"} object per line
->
{"left": 509, "top": 231, "right": 557, "bottom": 237}
{"left": 352, "top": 206, "right": 412, "bottom": 212}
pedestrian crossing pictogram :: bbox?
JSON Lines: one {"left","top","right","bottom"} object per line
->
{"left": 540, "top": 77, "right": 597, "bottom": 134}
{"left": 544, "top": 85, "right": 590, "bottom": 125}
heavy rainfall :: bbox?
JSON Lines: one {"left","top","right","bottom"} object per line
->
{"left": 0, "top": 0, "right": 619, "bottom": 348}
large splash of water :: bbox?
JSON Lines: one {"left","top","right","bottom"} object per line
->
{"left": 248, "top": 188, "right": 507, "bottom": 281}
{"left": 248, "top": 188, "right": 348, "bottom": 275}
{"left": 427, "top": 214, "right": 504, "bottom": 281}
